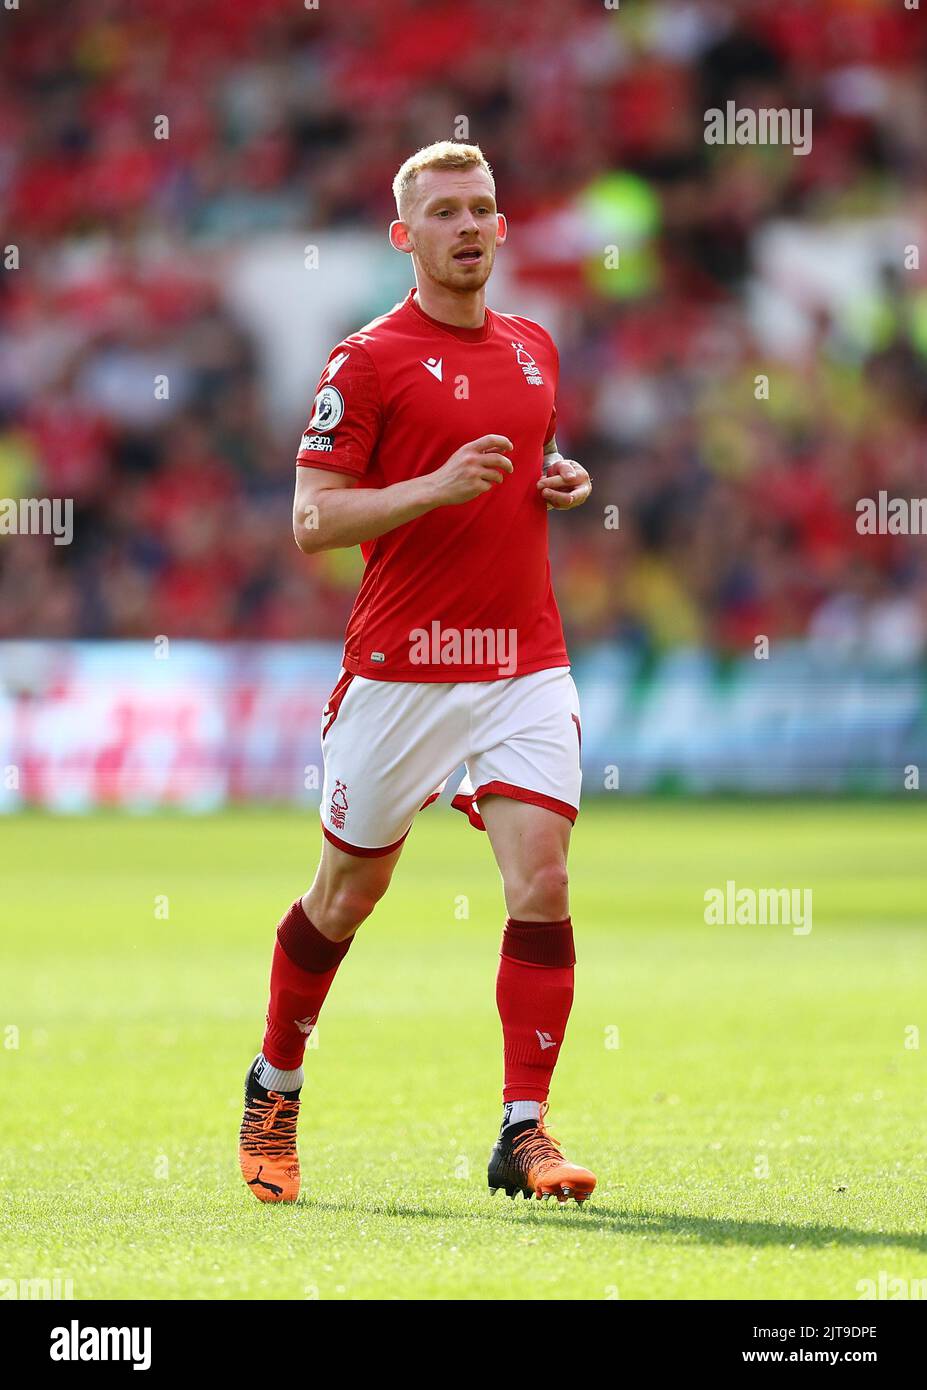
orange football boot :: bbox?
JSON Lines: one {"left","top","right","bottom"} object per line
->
{"left": 238, "top": 1056, "right": 301, "bottom": 1203}
{"left": 488, "top": 1103, "right": 596, "bottom": 1205}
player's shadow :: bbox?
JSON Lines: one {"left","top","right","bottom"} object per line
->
{"left": 306, "top": 1196, "right": 927, "bottom": 1253}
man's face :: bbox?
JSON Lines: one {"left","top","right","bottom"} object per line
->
{"left": 395, "top": 167, "right": 504, "bottom": 291}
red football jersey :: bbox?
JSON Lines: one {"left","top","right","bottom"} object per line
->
{"left": 296, "top": 287, "right": 570, "bottom": 682}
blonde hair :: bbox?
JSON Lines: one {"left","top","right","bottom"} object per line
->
{"left": 392, "top": 141, "right": 495, "bottom": 215}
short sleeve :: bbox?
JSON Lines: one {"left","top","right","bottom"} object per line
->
{"left": 296, "top": 344, "right": 383, "bottom": 477}
{"left": 543, "top": 332, "right": 559, "bottom": 444}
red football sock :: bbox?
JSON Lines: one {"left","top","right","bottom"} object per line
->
{"left": 496, "top": 917, "right": 576, "bottom": 1103}
{"left": 261, "top": 899, "right": 354, "bottom": 1070}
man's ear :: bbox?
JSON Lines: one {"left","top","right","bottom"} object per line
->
{"left": 496, "top": 213, "right": 507, "bottom": 245}
{"left": 389, "top": 220, "right": 413, "bottom": 253}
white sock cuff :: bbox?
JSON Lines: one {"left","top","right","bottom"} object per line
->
{"left": 503, "top": 1100, "right": 541, "bottom": 1128}
{"left": 254, "top": 1055, "right": 304, "bottom": 1093}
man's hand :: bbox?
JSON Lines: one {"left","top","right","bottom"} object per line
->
{"left": 537, "top": 457, "right": 591, "bottom": 510}
{"left": 425, "top": 434, "right": 514, "bottom": 507}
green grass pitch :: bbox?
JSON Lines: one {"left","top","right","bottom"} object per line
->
{"left": 1, "top": 801, "right": 925, "bottom": 1301}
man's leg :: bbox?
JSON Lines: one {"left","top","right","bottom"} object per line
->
{"left": 239, "top": 837, "right": 404, "bottom": 1203}
{"left": 261, "top": 836, "right": 405, "bottom": 1071}
{"left": 479, "top": 794, "right": 595, "bottom": 1203}
{"left": 479, "top": 794, "right": 574, "bottom": 1103}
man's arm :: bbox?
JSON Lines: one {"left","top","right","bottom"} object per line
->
{"left": 538, "top": 435, "right": 592, "bottom": 510}
{"left": 294, "top": 467, "right": 432, "bottom": 554}
{"left": 294, "top": 433, "right": 515, "bottom": 555}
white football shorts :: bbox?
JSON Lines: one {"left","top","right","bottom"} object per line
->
{"left": 318, "top": 665, "right": 582, "bottom": 855}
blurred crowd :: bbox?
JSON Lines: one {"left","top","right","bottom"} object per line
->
{"left": 2, "top": 0, "right": 927, "bottom": 659}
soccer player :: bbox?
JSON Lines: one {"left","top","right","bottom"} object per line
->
{"left": 239, "top": 142, "right": 596, "bottom": 1205}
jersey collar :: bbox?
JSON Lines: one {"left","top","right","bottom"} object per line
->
{"left": 405, "top": 287, "right": 494, "bottom": 342}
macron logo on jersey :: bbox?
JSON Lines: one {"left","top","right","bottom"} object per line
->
{"left": 420, "top": 356, "right": 443, "bottom": 382}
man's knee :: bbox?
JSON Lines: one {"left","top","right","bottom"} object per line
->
{"left": 305, "top": 866, "right": 391, "bottom": 941}
{"left": 506, "top": 858, "right": 569, "bottom": 920}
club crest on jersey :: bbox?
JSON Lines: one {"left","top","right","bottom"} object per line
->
{"left": 329, "top": 779, "right": 348, "bottom": 830}
{"left": 511, "top": 341, "right": 544, "bottom": 386}
{"left": 308, "top": 385, "right": 345, "bottom": 432}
